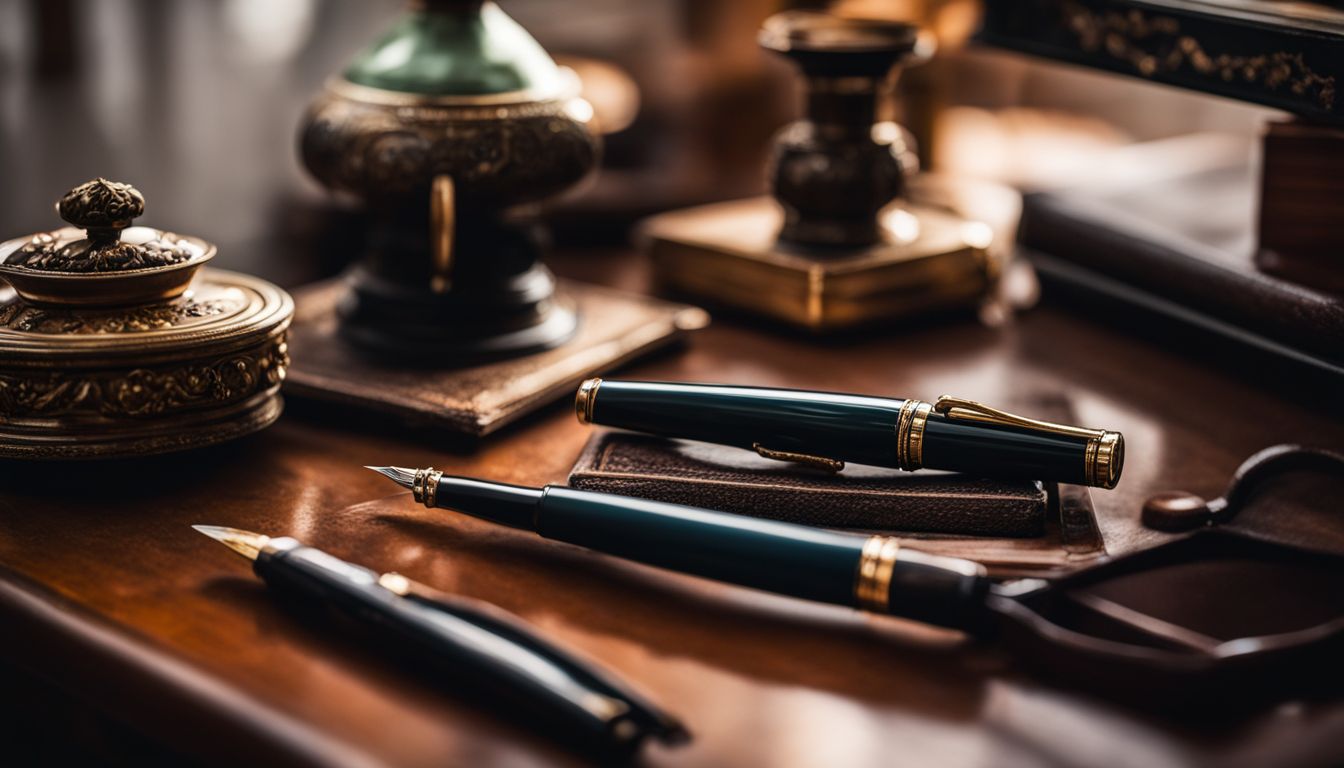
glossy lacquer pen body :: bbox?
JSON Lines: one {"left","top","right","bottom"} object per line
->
{"left": 193, "top": 525, "right": 686, "bottom": 755}
{"left": 574, "top": 379, "right": 1125, "bottom": 488}
{"left": 369, "top": 468, "right": 990, "bottom": 630}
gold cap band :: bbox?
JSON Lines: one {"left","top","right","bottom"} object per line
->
{"left": 575, "top": 378, "right": 601, "bottom": 425}
{"left": 412, "top": 467, "right": 442, "bottom": 508}
{"left": 894, "top": 399, "right": 932, "bottom": 471}
{"left": 1086, "top": 431, "right": 1124, "bottom": 489}
{"left": 855, "top": 535, "right": 901, "bottom": 612}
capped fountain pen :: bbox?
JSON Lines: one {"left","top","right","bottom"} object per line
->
{"left": 193, "top": 525, "right": 686, "bottom": 754}
{"left": 369, "top": 468, "right": 990, "bottom": 630}
{"left": 574, "top": 379, "right": 1125, "bottom": 488}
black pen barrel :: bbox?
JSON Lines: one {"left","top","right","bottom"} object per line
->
{"left": 580, "top": 379, "right": 904, "bottom": 467}
{"left": 537, "top": 486, "right": 989, "bottom": 629}
{"left": 578, "top": 380, "right": 1123, "bottom": 488}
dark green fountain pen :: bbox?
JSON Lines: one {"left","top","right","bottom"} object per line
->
{"left": 193, "top": 524, "right": 686, "bottom": 755}
{"left": 575, "top": 379, "right": 1125, "bottom": 488}
{"left": 370, "top": 467, "right": 990, "bottom": 630}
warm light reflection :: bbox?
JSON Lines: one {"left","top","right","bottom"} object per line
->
{"left": 959, "top": 220, "right": 993, "bottom": 250}
{"left": 559, "top": 56, "right": 640, "bottom": 135}
{"left": 223, "top": 0, "right": 317, "bottom": 63}
{"left": 881, "top": 207, "right": 921, "bottom": 244}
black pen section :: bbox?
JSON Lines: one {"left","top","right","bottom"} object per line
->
{"left": 586, "top": 380, "right": 904, "bottom": 468}
{"left": 922, "top": 416, "right": 1093, "bottom": 486}
{"left": 432, "top": 476, "right": 543, "bottom": 530}
{"left": 538, "top": 486, "right": 869, "bottom": 606}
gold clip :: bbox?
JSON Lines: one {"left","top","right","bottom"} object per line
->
{"left": 933, "top": 396, "right": 1104, "bottom": 440}
{"left": 753, "top": 443, "right": 845, "bottom": 473}
{"left": 932, "top": 396, "right": 1124, "bottom": 489}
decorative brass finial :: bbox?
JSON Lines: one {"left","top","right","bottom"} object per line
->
{"left": 5, "top": 178, "right": 194, "bottom": 273}
{"left": 58, "top": 178, "right": 146, "bottom": 238}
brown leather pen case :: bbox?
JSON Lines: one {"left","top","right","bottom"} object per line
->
{"left": 568, "top": 430, "right": 1048, "bottom": 538}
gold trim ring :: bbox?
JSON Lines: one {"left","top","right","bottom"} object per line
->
{"left": 575, "top": 378, "right": 601, "bottom": 424}
{"left": 425, "top": 469, "right": 441, "bottom": 508}
{"left": 413, "top": 467, "right": 442, "bottom": 507}
{"left": 895, "top": 399, "right": 932, "bottom": 471}
{"left": 855, "top": 535, "right": 901, "bottom": 611}
{"left": 1086, "top": 431, "right": 1124, "bottom": 489}
{"left": 412, "top": 468, "right": 430, "bottom": 504}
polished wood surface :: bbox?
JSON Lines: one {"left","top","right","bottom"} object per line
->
{"left": 3, "top": 2, "right": 1344, "bottom": 766}
{"left": 4, "top": 245, "right": 1344, "bottom": 766}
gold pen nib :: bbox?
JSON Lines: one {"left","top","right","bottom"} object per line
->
{"left": 193, "top": 525, "right": 270, "bottom": 562}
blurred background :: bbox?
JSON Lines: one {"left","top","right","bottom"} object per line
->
{"left": 0, "top": 0, "right": 1279, "bottom": 286}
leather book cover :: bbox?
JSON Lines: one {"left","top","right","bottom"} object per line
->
{"left": 1019, "top": 166, "right": 1344, "bottom": 378}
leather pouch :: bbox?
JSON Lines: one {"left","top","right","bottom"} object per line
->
{"left": 570, "top": 432, "right": 1047, "bottom": 536}
{"left": 568, "top": 396, "right": 1107, "bottom": 576}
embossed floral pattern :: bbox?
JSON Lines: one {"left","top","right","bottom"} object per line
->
{"left": 0, "top": 336, "right": 289, "bottom": 418}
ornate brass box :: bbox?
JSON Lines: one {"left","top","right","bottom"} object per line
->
{"left": 0, "top": 180, "right": 293, "bottom": 460}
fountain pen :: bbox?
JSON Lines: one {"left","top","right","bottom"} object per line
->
{"left": 574, "top": 379, "right": 1125, "bottom": 488}
{"left": 370, "top": 468, "right": 990, "bottom": 630}
{"left": 193, "top": 525, "right": 686, "bottom": 754}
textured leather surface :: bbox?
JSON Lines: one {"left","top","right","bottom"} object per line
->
{"left": 570, "top": 432, "right": 1048, "bottom": 537}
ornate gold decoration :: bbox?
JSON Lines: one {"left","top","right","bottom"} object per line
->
{"left": 0, "top": 296, "right": 238, "bottom": 334}
{"left": 855, "top": 535, "right": 901, "bottom": 612}
{"left": 0, "top": 235, "right": 293, "bottom": 460}
{"left": 7, "top": 179, "right": 195, "bottom": 273}
{"left": 574, "top": 377, "right": 601, "bottom": 424}
{"left": 894, "top": 398, "right": 932, "bottom": 471}
{"left": 752, "top": 443, "right": 845, "bottom": 472}
{"left": 412, "top": 467, "right": 443, "bottom": 507}
{"left": 300, "top": 75, "right": 598, "bottom": 204}
{"left": 0, "top": 335, "right": 288, "bottom": 418}
{"left": 58, "top": 178, "right": 144, "bottom": 230}
{"left": 1063, "top": 1, "right": 1336, "bottom": 110}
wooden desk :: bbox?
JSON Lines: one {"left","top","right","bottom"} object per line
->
{"left": 2, "top": 2, "right": 1343, "bottom": 765}
{"left": 4, "top": 245, "right": 1344, "bottom": 767}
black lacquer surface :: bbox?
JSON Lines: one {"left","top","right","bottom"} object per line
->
{"left": 590, "top": 381, "right": 905, "bottom": 468}
{"left": 587, "top": 381, "right": 1103, "bottom": 486}
{"left": 254, "top": 542, "right": 677, "bottom": 753}
{"left": 539, "top": 486, "right": 869, "bottom": 607}
{"left": 427, "top": 477, "right": 990, "bottom": 629}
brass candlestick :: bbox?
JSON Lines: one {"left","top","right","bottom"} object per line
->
{"left": 299, "top": 0, "right": 600, "bottom": 361}
{"left": 761, "top": 12, "right": 923, "bottom": 248}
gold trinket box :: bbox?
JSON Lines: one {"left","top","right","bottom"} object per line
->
{"left": 0, "top": 179, "right": 294, "bottom": 460}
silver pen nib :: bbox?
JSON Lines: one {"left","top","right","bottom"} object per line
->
{"left": 366, "top": 465, "right": 418, "bottom": 491}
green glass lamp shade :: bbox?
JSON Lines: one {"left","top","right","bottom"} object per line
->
{"left": 343, "top": 1, "right": 565, "bottom": 96}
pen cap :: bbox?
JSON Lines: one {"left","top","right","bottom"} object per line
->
{"left": 921, "top": 397, "right": 1124, "bottom": 488}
